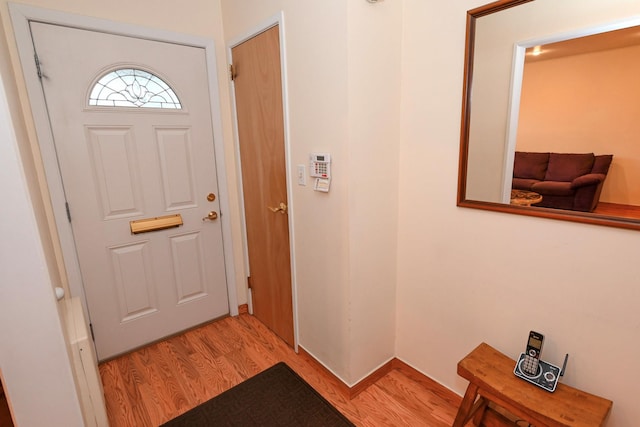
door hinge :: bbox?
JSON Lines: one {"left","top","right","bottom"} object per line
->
{"left": 65, "top": 202, "right": 71, "bottom": 223}
{"left": 34, "top": 52, "right": 43, "bottom": 79}
{"left": 89, "top": 323, "right": 95, "bottom": 342}
{"left": 247, "top": 276, "right": 252, "bottom": 289}
{"left": 229, "top": 64, "right": 236, "bottom": 81}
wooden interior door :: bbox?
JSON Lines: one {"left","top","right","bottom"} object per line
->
{"left": 232, "top": 25, "right": 294, "bottom": 347}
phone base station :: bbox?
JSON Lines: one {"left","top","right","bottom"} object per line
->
{"left": 514, "top": 353, "right": 562, "bottom": 392}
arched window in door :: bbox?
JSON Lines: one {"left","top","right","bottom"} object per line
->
{"left": 89, "top": 68, "right": 182, "bottom": 109}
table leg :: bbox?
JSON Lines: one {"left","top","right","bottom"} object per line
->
{"left": 471, "top": 397, "right": 488, "bottom": 425}
{"left": 453, "top": 383, "right": 479, "bottom": 427}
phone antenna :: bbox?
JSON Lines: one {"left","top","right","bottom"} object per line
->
{"left": 560, "top": 354, "right": 569, "bottom": 377}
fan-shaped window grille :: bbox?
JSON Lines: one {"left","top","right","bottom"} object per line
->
{"left": 89, "top": 68, "right": 182, "bottom": 109}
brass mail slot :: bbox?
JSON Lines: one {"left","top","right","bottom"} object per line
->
{"left": 130, "top": 214, "right": 183, "bottom": 234}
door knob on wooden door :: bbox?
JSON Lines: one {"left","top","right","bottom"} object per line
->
{"left": 267, "top": 202, "right": 287, "bottom": 214}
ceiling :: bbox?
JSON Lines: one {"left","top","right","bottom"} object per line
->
{"left": 525, "top": 24, "right": 640, "bottom": 62}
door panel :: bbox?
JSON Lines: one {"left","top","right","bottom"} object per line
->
{"left": 30, "top": 22, "right": 229, "bottom": 360}
{"left": 110, "top": 241, "right": 157, "bottom": 321}
{"left": 86, "top": 126, "right": 144, "bottom": 218}
{"left": 156, "top": 127, "right": 199, "bottom": 210}
{"left": 170, "top": 232, "right": 210, "bottom": 302}
{"left": 232, "top": 26, "right": 294, "bottom": 346}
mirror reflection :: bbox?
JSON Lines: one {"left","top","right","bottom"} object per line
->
{"left": 459, "top": 0, "right": 640, "bottom": 229}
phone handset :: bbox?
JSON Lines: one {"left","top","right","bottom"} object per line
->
{"left": 522, "top": 330, "right": 544, "bottom": 376}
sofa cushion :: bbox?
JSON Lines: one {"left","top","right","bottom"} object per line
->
{"left": 545, "top": 153, "right": 594, "bottom": 182}
{"left": 531, "top": 181, "right": 574, "bottom": 196}
{"left": 571, "top": 173, "right": 605, "bottom": 189}
{"left": 592, "top": 154, "right": 613, "bottom": 175}
{"left": 513, "top": 152, "right": 549, "bottom": 180}
{"left": 512, "top": 177, "right": 539, "bottom": 191}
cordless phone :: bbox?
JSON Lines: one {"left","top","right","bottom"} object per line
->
{"left": 514, "top": 330, "right": 569, "bottom": 393}
{"left": 522, "top": 330, "right": 544, "bottom": 376}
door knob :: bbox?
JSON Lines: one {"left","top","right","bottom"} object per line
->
{"left": 202, "top": 211, "right": 218, "bottom": 221}
{"left": 267, "top": 202, "right": 287, "bottom": 214}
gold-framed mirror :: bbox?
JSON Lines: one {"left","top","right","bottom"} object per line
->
{"left": 457, "top": 0, "right": 640, "bottom": 231}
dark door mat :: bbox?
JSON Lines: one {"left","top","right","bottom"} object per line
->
{"left": 161, "top": 362, "right": 355, "bottom": 426}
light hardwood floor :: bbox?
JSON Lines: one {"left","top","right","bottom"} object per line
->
{"left": 594, "top": 202, "right": 640, "bottom": 220}
{"left": 100, "top": 313, "right": 462, "bottom": 426}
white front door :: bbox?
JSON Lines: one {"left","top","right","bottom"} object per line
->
{"left": 30, "top": 22, "right": 229, "bottom": 360}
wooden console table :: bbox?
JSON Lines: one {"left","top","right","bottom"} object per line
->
{"left": 453, "top": 343, "right": 612, "bottom": 427}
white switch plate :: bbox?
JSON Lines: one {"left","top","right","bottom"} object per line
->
{"left": 297, "top": 164, "right": 306, "bottom": 186}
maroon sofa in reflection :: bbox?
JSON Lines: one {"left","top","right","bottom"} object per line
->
{"left": 512, "top": 152, "right": 613, "bottom": 212}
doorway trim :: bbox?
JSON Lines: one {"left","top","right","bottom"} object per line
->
{"left": 226, "top": 13, "right": 299, "bottom": 349}
{"left": 9, "top": 3, "right": 238, "bottom": 318}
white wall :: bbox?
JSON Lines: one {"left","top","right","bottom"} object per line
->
{"left": 0, "top": 39, "right": 84, "bottom": 426}
{"left": 346, "top": 0, "right": 401, "bottom": 382}
{"left": 3, "top": 0, "right": 639, "bottom": 425}
{"left": 221, "top": 0, "right": 400, "bottom": 384}
{"left": 397, "top": 1, "right": 640, "bottom": 425}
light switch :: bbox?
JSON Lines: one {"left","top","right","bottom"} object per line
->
{"left": 297, "top": 164, "right": 306, "bottom": 186}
